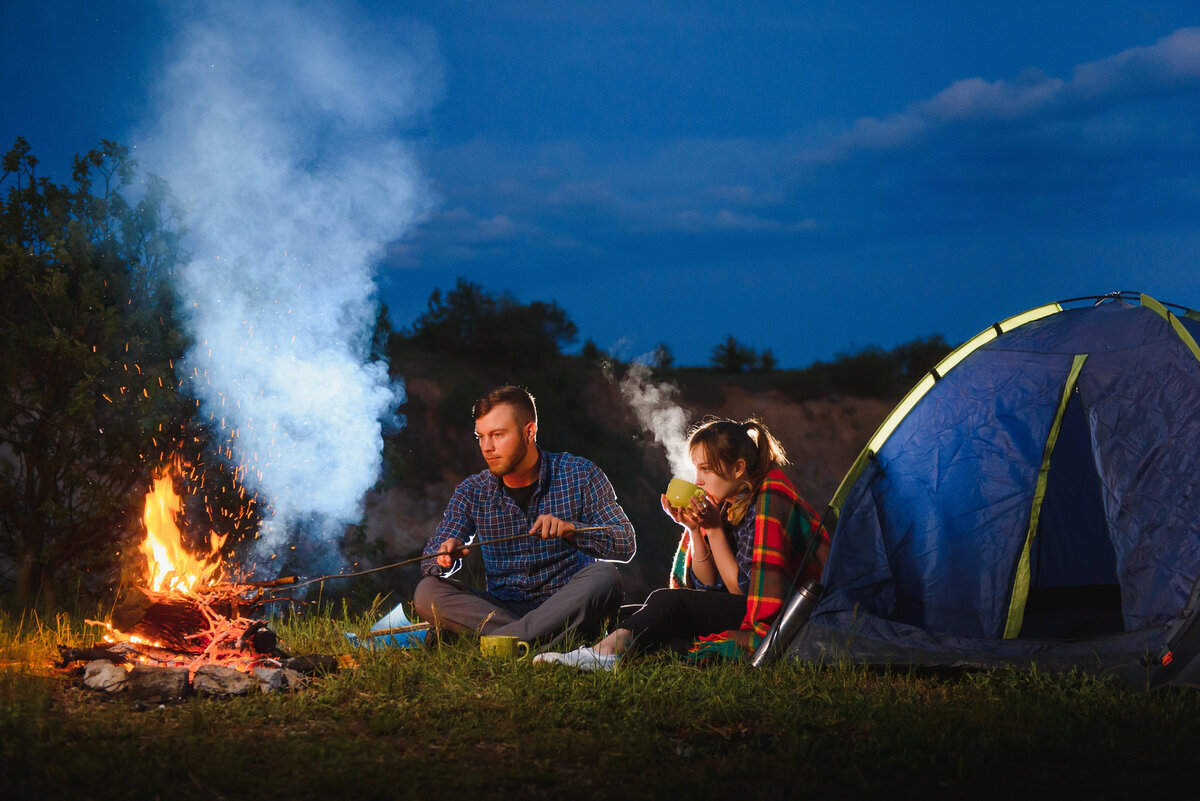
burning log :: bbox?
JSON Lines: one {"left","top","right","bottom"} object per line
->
{"left": 111, "top": 587, "right": 224, "bottom": 651}
{"left": 57, "top": 643, "right": 130, "bottom": 667}
{"left": 95, "top": 580, "right": 285, "bottom": 677}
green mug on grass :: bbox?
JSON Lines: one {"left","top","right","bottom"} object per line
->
{"left": 480, "top": 634, "right": 530, "bottom": 660}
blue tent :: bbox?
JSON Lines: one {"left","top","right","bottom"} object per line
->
{"left": 787, "top": 293, "right": 1200, "bottom": 688}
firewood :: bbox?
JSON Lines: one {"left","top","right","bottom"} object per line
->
{"left": 109, "top": 586, "right": 266, "bottom": 652}
{"left": 282, "top": 654, "right": 339, "bottom": 675}
{"left": 111, "top": 587, "right": 211, "bottom": 650}
{"left": 58, "top": 644, "right": 128, "bottom": 667}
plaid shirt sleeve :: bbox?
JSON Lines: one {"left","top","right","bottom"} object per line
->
{"left": 421, "top": 480, "right": 479, "bottom": 576}
{"left": 565, "top": 458, "right": 636, "bottom": 562}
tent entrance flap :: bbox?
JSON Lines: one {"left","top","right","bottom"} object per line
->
{"left": 1019, "top": 389, "right": 1122, "bottom": 638}
{"left": 1004, "top": 354, "right": 1089, "bottom": 638}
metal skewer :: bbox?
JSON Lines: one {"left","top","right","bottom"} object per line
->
{"left": 277, "top": 525, "right": 617, "bottom": 591}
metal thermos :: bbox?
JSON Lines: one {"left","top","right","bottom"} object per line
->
{"left": 750, "top": 578, "right": 823, "bottom": 667}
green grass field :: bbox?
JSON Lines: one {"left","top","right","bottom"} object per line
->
{"left": 3, "top": 604, "right": 1198, "bottom": 800}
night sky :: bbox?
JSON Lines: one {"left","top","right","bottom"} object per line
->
{"left": 5, "top": 1, "right": 1200, "bottom": 368}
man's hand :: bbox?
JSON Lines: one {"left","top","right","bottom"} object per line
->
{"left": 436, "top": 537, "right": 465, "bottom": 569}
{"left": 530, "top": 514, "right": 576, "bottom": 540}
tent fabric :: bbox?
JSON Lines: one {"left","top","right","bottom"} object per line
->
{"left": 787, "top": 295, "right": 1200, "bottom": 687}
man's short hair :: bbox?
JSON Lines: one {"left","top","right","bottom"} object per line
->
{"left": 472, "top": 385, "right": 538, "bottom": 427}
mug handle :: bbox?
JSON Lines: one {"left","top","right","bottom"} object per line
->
{"left": 517, "top": 641, "right": 530, "bottom": 660}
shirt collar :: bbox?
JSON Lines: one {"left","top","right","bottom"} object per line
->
{"left": 488, "top": 447, "right": 546, "bottom": 494}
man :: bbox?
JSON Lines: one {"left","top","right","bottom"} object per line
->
{"left": 413, "top": 385, "right": 636, "bottom": 646}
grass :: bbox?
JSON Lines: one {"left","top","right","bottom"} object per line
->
{"left": 3, "top": 604, "right": 1199, "bottom": 800}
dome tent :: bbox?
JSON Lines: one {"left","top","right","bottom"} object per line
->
{"left": 786, "top": 293, "right": 1200, "bottom": 688}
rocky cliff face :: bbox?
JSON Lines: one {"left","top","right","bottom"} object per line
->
{"left": 358, "top": 366, "right": 892, "bottom": 602}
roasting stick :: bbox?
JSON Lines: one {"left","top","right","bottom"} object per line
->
{"left": 280, "top": 525, "right": 617, "bottom": 592}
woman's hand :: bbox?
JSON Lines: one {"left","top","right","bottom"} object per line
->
{"left": 661, "top": 494, "right": 699, "bottom": 530}
{"left": 662, "top": 492, "right": 732, "bottom": 586}
{"left": 660, "top": 492, "right": 722, "bottom": 531}
{"left": 686, "top": 493, "right": 723, "bottom": 530}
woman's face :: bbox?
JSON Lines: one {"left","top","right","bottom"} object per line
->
{"left": 690, "top": 445, "right": 746, "bottom": 505}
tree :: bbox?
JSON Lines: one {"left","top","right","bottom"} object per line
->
{"left": 710, "top": 334, "right": 759, "bottom": 373}
{"left": 649, "top": 343, "right": 674, "bottom": 370}
{"left": 893, "top": 334, "right": 951, "bottom": 387}
{"left": 580, "top": 339, "right": 605, "bottom": 364}
{"left": 758, "top": 349, "right": 777, "bottom": 372}
{"left": 824, "top": 345, "right": 897, "bottom": 397}
{"left": 0, "top": 138, "right": 190, "bottom": 605}
{"left": 406, "top": 278, "right": 578, "bottom": 370}
{"left": 785, "top": 334, "right": 955, "bottom": 400}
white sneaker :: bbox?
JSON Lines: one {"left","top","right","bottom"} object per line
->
{"left": 532, "top": 646, "right": 617, "bottom": 671}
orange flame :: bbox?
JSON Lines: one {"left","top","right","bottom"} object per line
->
{"left": 139, "top": 472, "right": 227, "bottom": 593}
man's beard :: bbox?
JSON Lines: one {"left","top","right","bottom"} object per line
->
{"left": 487, "top": 437, "right": 530, "bottom": 477}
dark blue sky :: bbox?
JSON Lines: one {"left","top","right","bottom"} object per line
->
{"left": 5, "top": 1, "right": 1200, "bottom": 367}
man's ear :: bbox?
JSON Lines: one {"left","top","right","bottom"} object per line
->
{"left": 525, "top": 422, "right": 537, "bottom": 443}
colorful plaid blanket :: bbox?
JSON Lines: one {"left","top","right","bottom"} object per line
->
{"left": 669, "top": 469, "right": 828, "bottom": 658}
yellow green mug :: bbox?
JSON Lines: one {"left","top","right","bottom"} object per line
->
{"left": 480, "top": 634, "right": 530, "bottom": 660}
{"left": 665, "top": 477, "right": 707, "bottom": 509}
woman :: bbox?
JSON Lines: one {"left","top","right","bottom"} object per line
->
{"left": 534, "top": 417, "right": 828, "bottom": 671}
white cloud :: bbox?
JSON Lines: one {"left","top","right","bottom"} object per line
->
{"left": 397, "top": 25, "right": 1200, "bottom": 277}
{"left": 834, "top": 27, "right": 1200, "bottom": 157}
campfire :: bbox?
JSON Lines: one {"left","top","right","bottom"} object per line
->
{"left": 59, "top": 468, "right": 320, "bottom": 693}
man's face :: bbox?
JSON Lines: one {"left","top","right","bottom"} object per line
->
{"left": 475, "top": 403, "right": 535, "bottom": 477}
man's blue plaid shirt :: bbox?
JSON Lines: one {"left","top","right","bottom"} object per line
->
{"left": 422, "top": 450, "right": 636, "bottom": 603}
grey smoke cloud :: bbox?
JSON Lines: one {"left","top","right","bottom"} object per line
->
{"left": 141, "top": 1, "right": 437, "bottom": 573}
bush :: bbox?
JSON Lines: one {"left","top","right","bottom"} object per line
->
{"left": 403, "top": 278, "right": 578, "bottom": 371}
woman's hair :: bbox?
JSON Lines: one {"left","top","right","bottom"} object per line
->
{"left": 687, "top": 417, "right": 789, "bottom": 525}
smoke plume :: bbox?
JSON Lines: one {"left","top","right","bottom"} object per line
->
{"left": 140, "top": 1, "right": 438, "bottom": 575}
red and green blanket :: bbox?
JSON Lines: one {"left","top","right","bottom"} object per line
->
{"left": 668, "top": 468, "right": 828, "bottom": 660}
